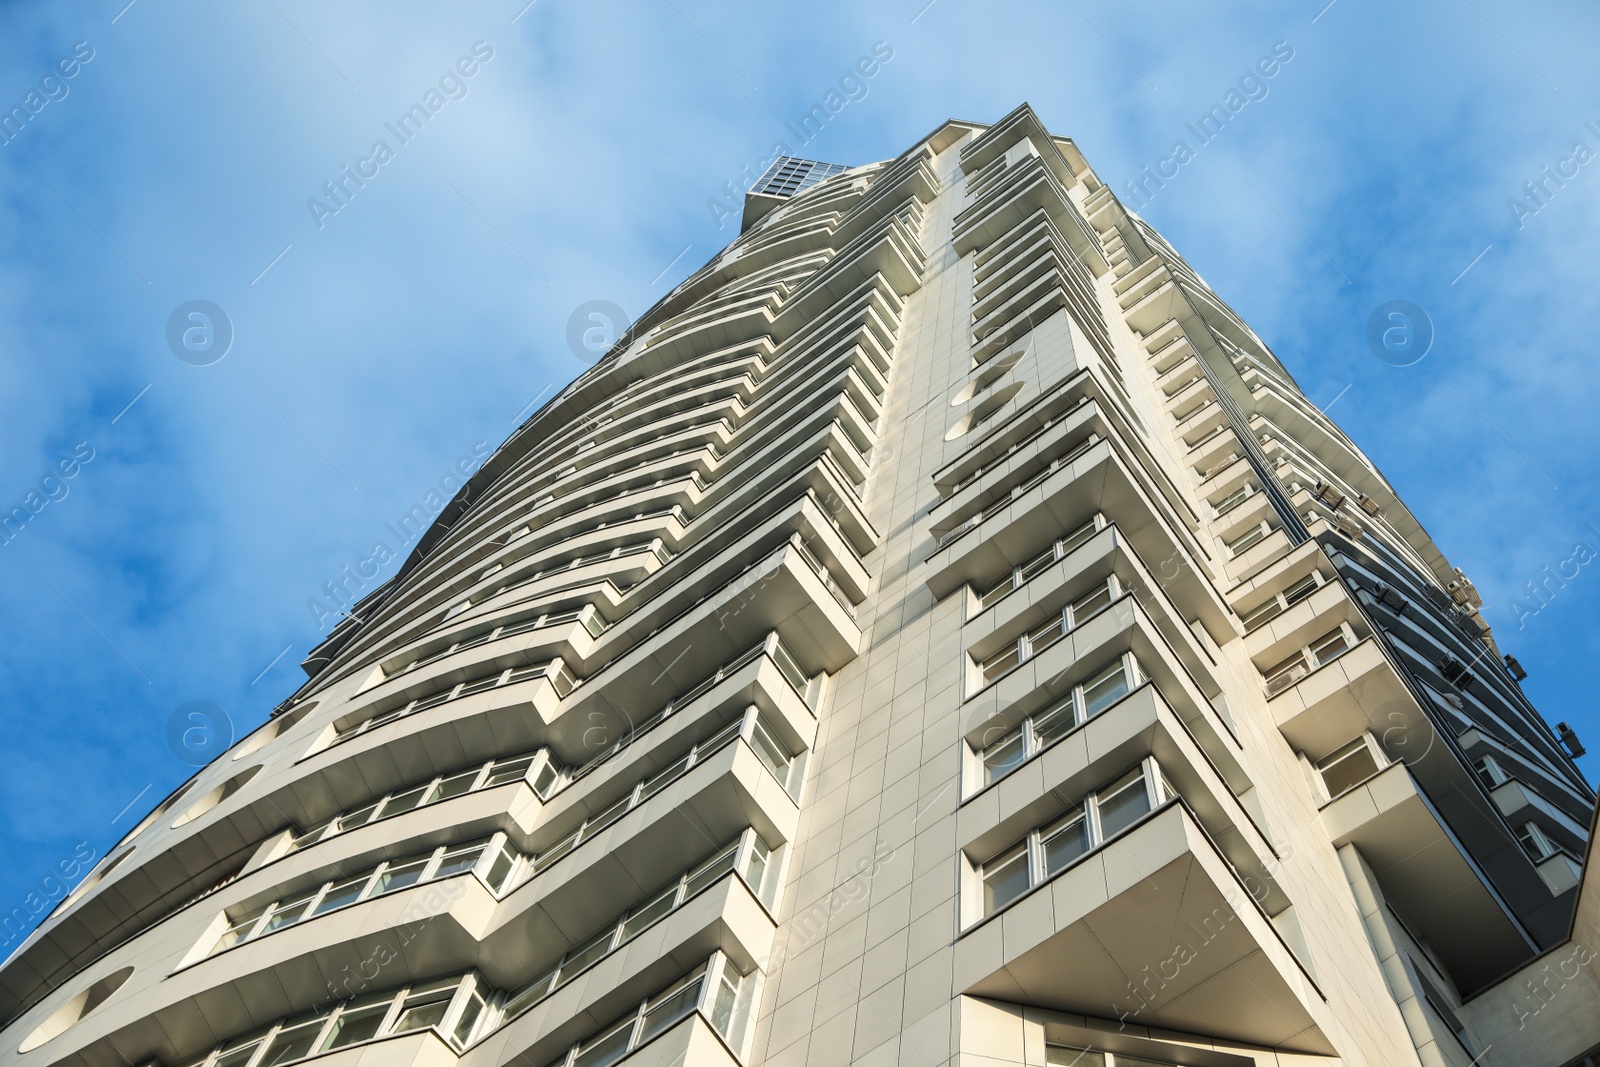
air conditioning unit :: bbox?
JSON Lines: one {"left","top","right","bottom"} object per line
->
{"left": 1439, "top": 655, "right": 1469, "bottom": 684}
{"left": 1315, "top": 482, "right": 1346, "bottom": 508}
{"left": 1357, "top": 493, "right": 1383, "bottom": 517}
{"left": 1335, "top": 514, "right": 1364, "bottom": 539}
{"left": 1447, "top": 568, "right": 1483, "bottom": 609}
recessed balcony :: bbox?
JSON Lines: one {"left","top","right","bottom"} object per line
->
{"left": 952, "top": 803, "right": 1332, "bottom": 1054}
{"left": 1320, "top": 760, "right": 1534, "bottom": 993}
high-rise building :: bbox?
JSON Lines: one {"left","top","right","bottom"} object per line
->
{"left": 4, "top": 104, "right": 1599, "bottom": 1067}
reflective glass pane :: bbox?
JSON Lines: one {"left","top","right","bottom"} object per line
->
{"left": 983, "top": 846, "right": 1030, "bottom": 913}
{"left": 214, "top": 1039, "right": 264, "bottom": 1067}
{"left": 1069, "top": 583, "right": 1112, "bottom": 626}
{"left": 980, "top": 573, "right": 1016, "bottom": 608}
{"left": 748, "top": 719, "right": 793, "bottom": 785}
{"left": 620, "top": 888, "right": 676, "bottom": 941}
{"left": 313, "top": 875, "right": 369, "bottom": 915}
{"left": 336, "top": 802, "right": 380, "bottom": 832}
{"left": 563, "top": 928, "right": 617, "bottom": 973}
{"left": 1025, "top": 615, "right": 1067, "bottom": 656}
{"left": 482, "top": 842, "right": 517, "bottom": 891}
{"left": 1310, "top": 630, "right": 1350, "bottom": 665}
{"left": 981, "top": 644, "right": 1020, "bottom": 682}
{"left": 434, "top": 768, "right": 480, "bottom": 801}
{"left": 685, "top": 845, "right": 739, "bottom": 897}
{"left": 262, "top": 894, "right": 316, "bottom": 933}
{"left": 320, "top": 995, "right": 393, "bottom": 1050}
{"left": 381, "top": 786, "right": 429, "bottom": 817}
{"left": 451, "top": 990, "right": 485, "bottom": 1046}
{"left": 375, "top": 855, "right": 431, "bottom": 894}
{"left": 1041, "top": 810, "right": 1089, "bottom": 875}
{"left": 433, "top": 842, "right": 488, "bottom": 880}
{"left": 639, "top": 976, "right": 702, "bottom": 1043}
{"left": 1060, "top": 518, "right": 1099, "bottom": 555}
{"left": 572, "top": 1019, "right": 634, "bottom": 1067}
{"left": 485, "top": 757, "right": 535, "bottom": 788}
{"left": 1096, "top": 769, "right": 1152, "bottom": 839}
{"left": 258, "top": 1012, "right": 329, "bottom": 1066}
{"left": 981, "top": 730, "right": 1027, "bottom": 785}
{"left": 1030, "top": 699, "right": 1078, "bottom": 747}
{"left": 1081, "top": 661, "right": 1130, "bottom": 719}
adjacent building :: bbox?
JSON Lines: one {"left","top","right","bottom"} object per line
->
{"left": 3, "top": 105, "right": 1597, "bottom": 1067}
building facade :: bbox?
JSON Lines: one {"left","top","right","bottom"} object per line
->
{"left": 2, "top": 105, "right": 1597, "bottom": 1067}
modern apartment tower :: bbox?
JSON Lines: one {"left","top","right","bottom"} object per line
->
{"left": 5, "top": 105, "right": 1599, "bottom": 1067}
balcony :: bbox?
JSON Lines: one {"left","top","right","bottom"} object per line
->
{"left": 959, "top": 684, "right": 1286, "bottom": 917}
{"left": 1267, "top": 638, "right": 1419, "bottom": 762}
{"left": 1320, "top": 761, "right": 1534, "bottom": 993}
{"left": 925, "top": 436, "right": 1232, "bottom": 647}
{"left": 952, "top": 803, "right": 1331, "bottom": 1053}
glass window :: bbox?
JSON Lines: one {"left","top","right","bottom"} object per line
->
{"left": 981, "top": 729, "right": 1026, "bottom": 785}
{"left": 433, "top": 767, "right": 480, "bottom": 801}
{"left": 1282, "top": 573, "right": 1321, "bottom": 606}
{"left": 392, "top": 978, "right": 459, "bottom": 1033}
{"left": 572, "top": 1018, "right": 634, "bottom": 1067}
{"left": 982, "top": 845, "right": 1030, "bottom": 913}
{"left": 1025, "top": 614, "right": 1067, "bottom": 657}
{"left": 563, "top": 928, "right": 618, "bottom": 974}
{"left": 313, "top": 874, "right": 370, "bottom": 916}
{"left": 433, "top": 841, "right": 489, "bottom": 880}
{"left": 1031, "top": 698, "right": 1077, "bottom": 746}
{"left": 1062, "top": 516, "right": 1101, "bottom": 554}
{"left": 1474, "top": 755, "right": 1508, "bottom": 788}
{"left": 685, "top": 843, "right": 739, "bottom": 897}
{"left": 336, "top": 801, "right": 381, "bottom": 832}
{"left": 375, "top": 853, "right": 432, "bottom": 895}
{"left": 709, "top": 959, "right": 742, "bottom": 1034}
{"left": 1239, "top": 597, "right": 1283, "bottom": 631}
{"left": 213, "top": 1039, "right": 264, "bottom": 1067}
{"left": 261, "top": 893, "right": 317, "bottom": 934}
{"left": 452, "top": 982, "right": 486, "bottom": 1047}
{"left": 637, "top": 755, "right": 690, "bottom": 802}
{"left": 320, "top": 993, "right": 393, "bottom": 1050}
{"left": 1068, "top": 582, "right": 1112, "bottom": 624}
{"left": 481, "top": 840, "right": 518, "bottom": 892}
{"left": 980, "top": 644, "right": 1021, "bottom": 682}
{"left": 1095, "top": 769, "right": 1152, "bottom": 839}
{"left": 1046, "top": 1047, "right": 1107, "bottom": 1066}
{"left": 980, "top": 572, "right": 1017, "bottom": 608}
{"left": 485, "top": 756, "right": 535, "bottom": 788}
{"left": 748, "top": 718, "right": 794, "bottom": 787}
{"left": 530, "top": 760, "right": 561, "bottom": 796}
{"left": 620, "top": 887, "right": 676, "bottom": 942}
{"left": 742, "top": 836, "right": 770, "bottom": 893}
{"left": 380, "top": 785, "right": 430, "bottom": 817}
{"left": 1228, "top": 523, "right": 1267, "bottom": 555}
{"left": 638, "top": 972, "right": 703, "bottom": 1044}
{"left": 1081, "top": 660, "right": 1130, "bottom": 718}
{"left": 213, "top": 907, "right": 265, "bottom": 952}
{"left": 1317, "top": 738, "right": 1383, "bottom": 798}
{"left": 257, "top": 1011, "right": 329, "bottom": 1066}
{"left": 1310, "top": 628, "right": 1351, "bottom": 666}
{"left": 1041, "top": 808, "right": 1089, "bottom": 876}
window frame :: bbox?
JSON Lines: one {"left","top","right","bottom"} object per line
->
{"left": 971, "top": 758, "right": 1172, "bottom": 924}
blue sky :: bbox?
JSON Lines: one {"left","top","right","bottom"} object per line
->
{"left": 1, "top": 0, "right": 1597, "bottom": 942}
